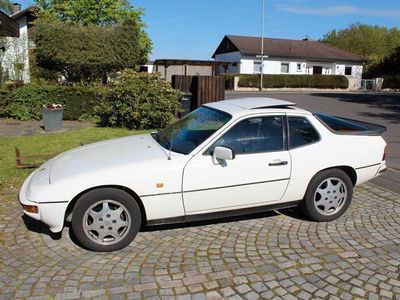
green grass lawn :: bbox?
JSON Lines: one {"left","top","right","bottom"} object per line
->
{"left": 0, "top": 127, "right": 148, "bottom": 195}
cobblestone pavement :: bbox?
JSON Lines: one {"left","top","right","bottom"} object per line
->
{"left": 1, "top": 183, "right": 400, "bottom": 300}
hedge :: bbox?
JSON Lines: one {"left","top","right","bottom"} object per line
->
{"left": 382, "top": 75, "right": 400, "bottom": 89}
{"left": 1, "top": 71, "right": 182, "bottom": 130}
{"left": 3, "top": 84, "right": 106, "bottom": 121}
{"left": 238, "top": 74, "right": 349, "bottom": 89}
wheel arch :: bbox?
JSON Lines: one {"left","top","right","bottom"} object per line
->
{"left": 317, "top": 165, "right": 357, "bottom": 186}
{"left": 65, "top": 185, "right": 147, "bottom": 228}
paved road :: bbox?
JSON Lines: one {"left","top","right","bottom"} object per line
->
{"left": 1, "top": 183, "right": 400, "bottom": 299}
{"left": 227, "top": 91, "right": 400, "bottom": 193}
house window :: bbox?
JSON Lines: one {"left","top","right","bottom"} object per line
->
{"left": 296, "top": 63, "right": 302, "bottom": 72}
{"left": 281, "top": 63, "right": 289, "bottom": 73}
{"left": 324, "top": 68, "right": 331, "bottom": 75}
{"left": 313, "top": 66, "right": 323, "bottom": 75}
{"left": 254, "top": 61, "right": 261, "bottom": 73}
{"left": 345, "top": 67, "right": 352, "bottom": 75}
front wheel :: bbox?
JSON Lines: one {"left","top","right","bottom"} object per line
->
{"left": 302, "top": 169, "right": 353, "bottom": 222}
{"left": 72, "top": 188, "right": 141, "bottom": 251}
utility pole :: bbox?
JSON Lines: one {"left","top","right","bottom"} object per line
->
{"left": 260, "top": 0, "right": 265, "bottom": 91}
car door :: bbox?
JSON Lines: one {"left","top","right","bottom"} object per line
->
{"left": 182, "top": 114, "right": 291, "bottom": 214}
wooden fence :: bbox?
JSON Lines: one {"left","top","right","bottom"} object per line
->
{"left": 172, "top": 75, "right": 225, "bottom": 111}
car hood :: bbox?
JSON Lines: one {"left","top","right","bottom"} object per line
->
{"left": 49, "top": 134, "right": 167, "bottom": 184}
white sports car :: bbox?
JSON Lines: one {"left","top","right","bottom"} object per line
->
{"left": 19, "top": 98, "right": 387, "bottom": 251}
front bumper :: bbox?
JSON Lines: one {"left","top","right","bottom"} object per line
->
{"left": 19, "top": 171, "right": 41, "bottom": 221}
{"left": 19, "top": 171, "right": 68, "bottom": 233}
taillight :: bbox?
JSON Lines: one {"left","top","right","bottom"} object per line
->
{"left": 382, "top": 146, "right": 387, "bottom": 161}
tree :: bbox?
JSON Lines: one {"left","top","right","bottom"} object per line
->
{"left": 35, "top": 0, "right": 152, "bottom": 63}
{"left": 36, "top": 0, "right": 137, "bottom": 26}
{"left": 322, "top": 23, "right": 400, "bottom": 72}
{"left": 0, "top": 0, "right": 13, "bottom": 15}
{"left": 368, "top": 46, "right": 400, "bottom": 77}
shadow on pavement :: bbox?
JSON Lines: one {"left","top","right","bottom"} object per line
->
{"left": 22, "top": 214, "right": 62, "bottom": 240}
{"left": 142, "top": 210, "right": 278, "bottom": 232}
{"left": 142, "top": 206, "right": 312, "bottom": 233}
{"left": 277, "top": 206, "right": 313, "bottom": 221}
{"left": 311, "top": 93, "right": 400, "bottom": 124}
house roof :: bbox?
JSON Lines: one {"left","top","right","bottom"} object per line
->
{"left": 154, "top": 59, "right": 230, "bottom": 67}
{"left": 0, "top": 11, "right": 19, "bottom": 37}
{"left": 10, "top": 6, "right": 37, "bottom": 20}
{"left": 212, "top": 35, "right": 367, "bottom": 63}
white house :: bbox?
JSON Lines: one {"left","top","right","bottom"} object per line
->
{"left": 213, "top": 35, "right": 367, "bottom": 88}
{"left": 1, "top": 5, "right": 36, "bottom": 83}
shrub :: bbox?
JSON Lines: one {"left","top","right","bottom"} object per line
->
{"left": 94, "top": 70, "right": 182, "bottom": 129}
{"left": 238, "top": 74, "right": 349, "bottom": 89}
{"left": 5, "top": 84, "right": 105, "bottom": 120}
{"left": 382, "top": 75, "right": 400, "bottom": 89}
{"left": 0, "top": 90, "right": 10, "bottom": 117}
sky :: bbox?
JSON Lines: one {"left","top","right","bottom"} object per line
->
{"left": 18, "top": 0, "right": 400, "bottom": 61}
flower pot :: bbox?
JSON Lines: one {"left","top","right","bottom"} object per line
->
{"left": 42, "top": 108, "right": 64, "bottom": 132}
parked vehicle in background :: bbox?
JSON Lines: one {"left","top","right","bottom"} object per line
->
{"left": 19, "top": 98, "right": 387, "bottom": 251}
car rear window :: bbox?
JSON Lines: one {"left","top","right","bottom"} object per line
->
{"left": 288, "top": 117, "right": 319, "bottom": 148}
{"left": 314, "top": 113, "right": 370, "bottom": 133}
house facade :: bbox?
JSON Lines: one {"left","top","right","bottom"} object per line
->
{"left": 1, "top": 5, "right": 36, "bottom": 83}
{"left": 213, "top": 35, "right": 367, "bottom": 88}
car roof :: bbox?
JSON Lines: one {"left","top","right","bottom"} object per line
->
{"left": 204, "top": 97, "right": 311, "bottom": 116}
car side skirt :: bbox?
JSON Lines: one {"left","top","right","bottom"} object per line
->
{"left": 146, "top": 200, "right": 302, "bottom": 226}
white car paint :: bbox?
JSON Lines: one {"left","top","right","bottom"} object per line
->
{"left": 19, "top": 98, "right": 387, "bottom": 233}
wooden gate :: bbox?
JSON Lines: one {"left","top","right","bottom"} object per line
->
{"left": 172, "top": 75, "right": 225, "bottom": 111}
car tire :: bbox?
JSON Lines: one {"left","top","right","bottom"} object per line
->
{"left": 71, "top": 188, "right": 141, "bottom": 252}
{"left": 302, "top": 169, "right": 353, "bottom": 222}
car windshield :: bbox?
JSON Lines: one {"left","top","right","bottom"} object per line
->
{"left": 152, "top": 106, "right": 231, "bottom": 155}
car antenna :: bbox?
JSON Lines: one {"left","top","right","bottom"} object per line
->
{"left": 168, "top": 125, "right": 175, "bottom": 160}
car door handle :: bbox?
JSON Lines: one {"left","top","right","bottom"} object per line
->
{"left": 268, "top": 160, "right": 288, "bottom": 166}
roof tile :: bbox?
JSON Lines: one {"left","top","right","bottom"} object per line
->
{"left": 214, "top": 35, "right": 366, "bottom": 62}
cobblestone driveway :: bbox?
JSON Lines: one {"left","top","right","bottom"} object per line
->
{"left": 1, "top": 183, "right": 400, "bottom": 300}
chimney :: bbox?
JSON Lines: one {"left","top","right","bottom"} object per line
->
{"left": 303, "top": 35, "right": 313, "bottom": 41}
{"left": 12, "top": 3, "right": 21, "bottom": 14}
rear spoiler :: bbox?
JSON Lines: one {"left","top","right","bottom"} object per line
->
{"left": 314, "top": 113, "right": 387, "bottom": 136}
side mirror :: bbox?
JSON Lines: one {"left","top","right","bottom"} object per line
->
{"left": 212, "top": 146, "right": 235, "bottom": 165}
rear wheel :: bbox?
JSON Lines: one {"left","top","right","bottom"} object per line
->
{"left": 72, "top": 188, "right": 141, "bottom": 251}
{"left": 302, "top": 169, "right": 353, "bottom": 222}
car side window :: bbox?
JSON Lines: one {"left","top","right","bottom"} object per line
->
{"left": 288, "top": 116, "right": 319, "bottom": 148}
{"left": 211, "top": 116, "right": 284, "bottom": 154}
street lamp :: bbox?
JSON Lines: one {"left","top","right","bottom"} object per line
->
{"left": 259, "top": 0, "right": 265, "bottom": 91}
